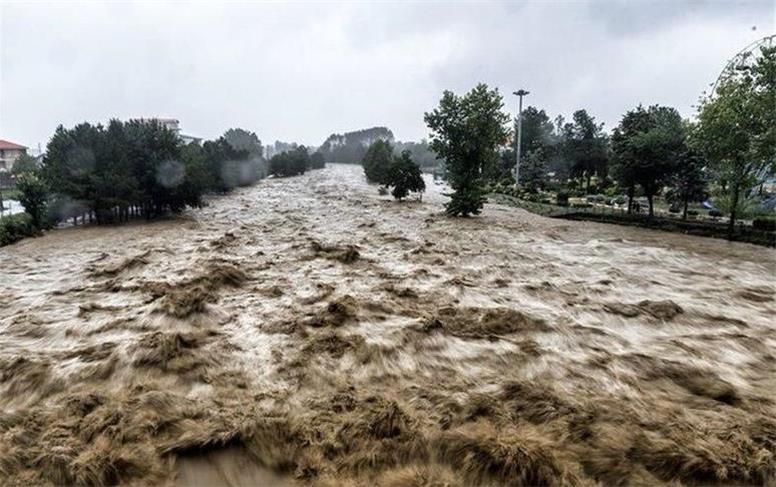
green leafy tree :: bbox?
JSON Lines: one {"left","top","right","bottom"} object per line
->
{"left": 98, "top": 119, "right": 135, "bottom": 221}
{"left": 123, "top": 119, "right": 183, "bottom": 219}
{"left": 711, "top": 186, "right": 759, "bottom": 221}
{"left": 291, "top": 146, "right": 311, "bottom": 174}
{"left": 611, "top": 105, "right": 684, "bottom": 216}
{"left": 520, "top": 149, "right": 549, "bottom": 193}
{"left": 170, "top": 142, "right": 209, "bottom": 211}
{"left": 388, "top": 150, "right": 425, "bottom": 200}
{"left": 319, "top": 127, "right": 394, "bottom": 164}
{"left": 495, "top": 107, "right": 556, "bottom": 181}
{"left": 223, "top": 128, "right": 266, "bottom": 180}
{"left": 610, "top": 109, "right": 648, "bottom": 212}
{"left": 268, "top": 153, "right": 293, "bottom": 177}
{"left": 223, "top": 128, "right": 264, "bottom": 158}
{"left": 519, "top": 107, "right": 556, "bottom": 156}
{"left": 202, "top": 137, "right": 251, "bottom": 191}
{"left": 268, "top": 146, "right": 309, "bottom": 177}
{"left": 0, "top": 213, "right": 38, "bottom": 247}
{"left": 670, "top": 148, "right": 708, "bottom": 220}
{"left": 560, "top": 110, "right": 609, "bottom": 191}
{"left": 425, "top": 83, "right": 510, "bottom": 216}
{"left": 42, "top": 119, "right": 211, "bottom": 224}
{"left": 16, "top": 172, "right": 49, "bottom": 228}
{"left": 392, "top": 139, "right": 441, "bottom": 172}
{"left": 11, "top": 153, "right": 39, "bottom": 176}
{"left": 43, "top": 123, "right": 102, "bottom": 216}
{"left": 693, "top": 45, "right": 776, "bottom": 234}
{"left": 498, "top": 149, "right": 518, "bottom": 183}
{"left": 309, "top": 152, "right": 326, "bottom": 169}
{"left": 362, "top": 140, "right": 394, "bottom": 185}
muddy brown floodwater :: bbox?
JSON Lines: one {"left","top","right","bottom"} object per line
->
{"left": 1, "top": 164, "right": 774, "bottom": 486}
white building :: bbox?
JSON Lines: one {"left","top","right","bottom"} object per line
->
{"left": 140, "top": 118, "right": 202, "bottom": 145}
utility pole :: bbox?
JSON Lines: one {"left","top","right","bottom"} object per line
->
{"left": 513, "top": 89, "right": 529, "bottom": 187}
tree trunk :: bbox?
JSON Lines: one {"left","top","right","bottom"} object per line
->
{"left": 647, "top": 194, "right": 654, "bottom": 218}
{"left": 627, "top": 186, "right": 634, "bottom": 214}
{"left": 727, "top": 182, "right": 740, "bottom": 239}
{"left": 682, "top": 196, "right": 689, "bottom": 220}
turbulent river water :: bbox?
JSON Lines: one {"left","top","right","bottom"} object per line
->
{"left": 1, "top": 164, "right": 774, "bottom": 486}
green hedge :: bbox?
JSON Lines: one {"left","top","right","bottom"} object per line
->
{"left": 753, "top": 216, "right": 776, "bottom": 231}
{"left": 0, "top": 213, "right": 39, "bottom": 247}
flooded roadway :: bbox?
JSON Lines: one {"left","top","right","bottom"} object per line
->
{"left": 1, "top": 164, "right": 774, "bottom": 485}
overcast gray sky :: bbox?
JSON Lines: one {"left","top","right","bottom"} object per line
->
{"left": 1, "top": 1, "right": 773, "bottom": 149}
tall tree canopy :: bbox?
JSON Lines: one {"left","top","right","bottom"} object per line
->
{"left": 496, "top": 106, "right": 556, "bottom": 183}
{"left": 392, "top": 139, "right": 441, "bottom": 171}
{"left": 41, "top": 120, "right": 241, "bottom": 223}
{"left": 611, "top": 105, "right": 684, "bottom": 216}
{"left": 309, "top": 152, "right": 326, "bottom": 170}
{"left": 268, "top": 146, "right": 310, "bottom": 177}
{"left": 692, "top": 45, "right": 776, "bottom": 233}
{"left": 201, "top": 137, "right": 252, "bottom": 192}
{"left": 11, "top": 153, "right": 39, "bottom": 176}
{"left": 425, "top": 83, "right": 510, "bottom": 216}
{"left": 319, "top": 127, "right": 394, "bottom": 164}
{"left": 362, "top": 140, "right": 394, "bottom": 185}
{"left": 223, "top": 128, "right": 264, "bottom": 159}
{"left": 670, "top": 147, "right": 708, "bottom": 220}
{"left": 560, "top": 110, "right": 609, "bottom": 189}
{"left": 518, "top": 107, "right": 556, "bottom": 157}
{"left": 388, "top": 150, "right": 425, "bottom": 200}
{"left": 16, "top": 172, "right": 49, "bottom": 228}
{"left": 519, "top": 149, "right": 549, "bottom": 192}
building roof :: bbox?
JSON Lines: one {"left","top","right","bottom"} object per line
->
{"left": 137, "top": 117, "right": 179, "bottom": 123}
{"left": 0, "top": 139, "right": 27, "bottom": 150}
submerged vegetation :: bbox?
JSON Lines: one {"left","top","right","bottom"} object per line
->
{"left": 268, "top": 146, "right": 312, "bottom": 178}
{"left": 0, "top": 122, "right": 328, "bottom": 247}
{"left": 388, "top": 151, "right": 426, "bottom": 200}
{"left": 361, "top": 141, "right": 425, "bottom": 201}
{"left": 43, "top": 120, "right": 237, "bottom": 223}
{"left": 1, "top": 120, "right": 271, "bottom": 238}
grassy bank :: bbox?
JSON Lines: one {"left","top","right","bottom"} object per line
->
{"left": 488, "top": 193, "right": 776, "bottom": 247}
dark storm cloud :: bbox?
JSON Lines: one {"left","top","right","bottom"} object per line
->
{"left": 0, "top": 0, "right": 773, "bottom": 149}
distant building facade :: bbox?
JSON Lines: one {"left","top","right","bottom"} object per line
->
{"left": 0, "top": 139, "right": 28, "bottom": 172}
{"left": 139, "top": 118, "right": 202, "bottom": 145}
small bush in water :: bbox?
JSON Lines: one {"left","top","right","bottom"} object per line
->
{"left": 0, "top": 213, "right": 39, "bottom": 247}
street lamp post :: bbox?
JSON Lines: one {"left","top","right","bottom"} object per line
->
{"left": 513, "top": 89, "right": 529, "bottom": 187}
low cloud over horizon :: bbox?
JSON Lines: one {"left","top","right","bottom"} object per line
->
{"left": 1, "top": 0, "right": 773, "bottom": 149}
